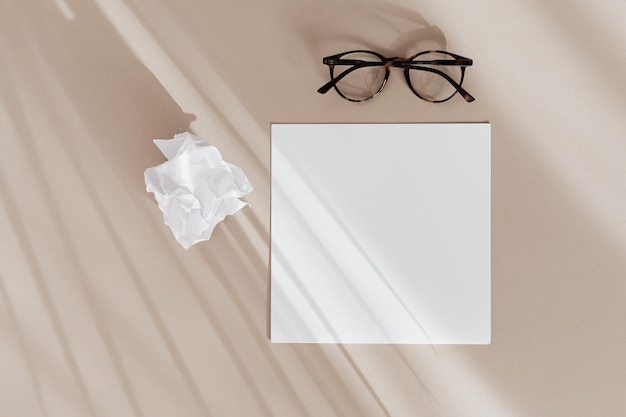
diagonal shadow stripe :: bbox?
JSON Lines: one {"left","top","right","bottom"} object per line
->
{"left": 0, "top": 68, "right": 145, "bottom": 417}
{"left": 272, "top": 144, "right": 433, "bottom": 343}
{"left": 0, "top": 156, "right": 99, "bottom": 417}
{"left": 0, "top": 271, "right": 48, "bottom": 417}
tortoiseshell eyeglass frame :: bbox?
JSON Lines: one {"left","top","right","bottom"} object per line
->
{"left": 317, "top": 49, "right": 475, "bottom": 103}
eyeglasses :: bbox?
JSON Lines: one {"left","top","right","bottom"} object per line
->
{"left": 317, "top": 50, "right": 475, "bottom": 103}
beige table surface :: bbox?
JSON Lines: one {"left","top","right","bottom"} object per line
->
{"left": 1, "top": 0, "right": 625, "bottom": 416}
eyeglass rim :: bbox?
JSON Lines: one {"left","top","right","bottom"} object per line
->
{"left": 318, "top": 49, "right": 474, "bottom": 103}
{"left": 404, "top": 51, "right": 467, "bottom": 103}
{"left": 329, "top": 51, "right": 390, "bottom": 102}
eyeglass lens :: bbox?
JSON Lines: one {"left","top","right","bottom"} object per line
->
{"left": 406, "top": 51, "right": 463, "bottom": 102}
{"left": 331, "top": 52, "right": 386, "bottom": 101}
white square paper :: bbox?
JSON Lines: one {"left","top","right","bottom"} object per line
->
{"left": 271, "top": 123, "right": 491, "bottom": 344}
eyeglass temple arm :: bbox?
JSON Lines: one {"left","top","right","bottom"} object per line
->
{"left": 411, "top": 58, "right": 473, "bottom": 66}
{"left": 431, "top": 51, "right": 473, "bottom": 66}
{"left": 317, "top": 60, "right": 384, "bottom": 94}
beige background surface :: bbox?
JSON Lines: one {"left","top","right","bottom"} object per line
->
{"left": 0, "top": 0, "right": 625, "bottom": 416}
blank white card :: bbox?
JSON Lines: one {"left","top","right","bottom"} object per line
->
{"left": 271, "top": 123, "right": 491, "bottom": 344}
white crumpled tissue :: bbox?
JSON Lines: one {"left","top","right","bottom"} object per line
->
{"left": 144, "top": 132, "right": 253, "bottom": 249}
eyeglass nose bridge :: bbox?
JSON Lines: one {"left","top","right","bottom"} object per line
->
{"left": 383, "top": 57, "right": 413, "bottom": 69}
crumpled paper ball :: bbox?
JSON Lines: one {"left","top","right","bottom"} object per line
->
{"left": 144, "top": 132, "right": 253, "bottom": 249}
